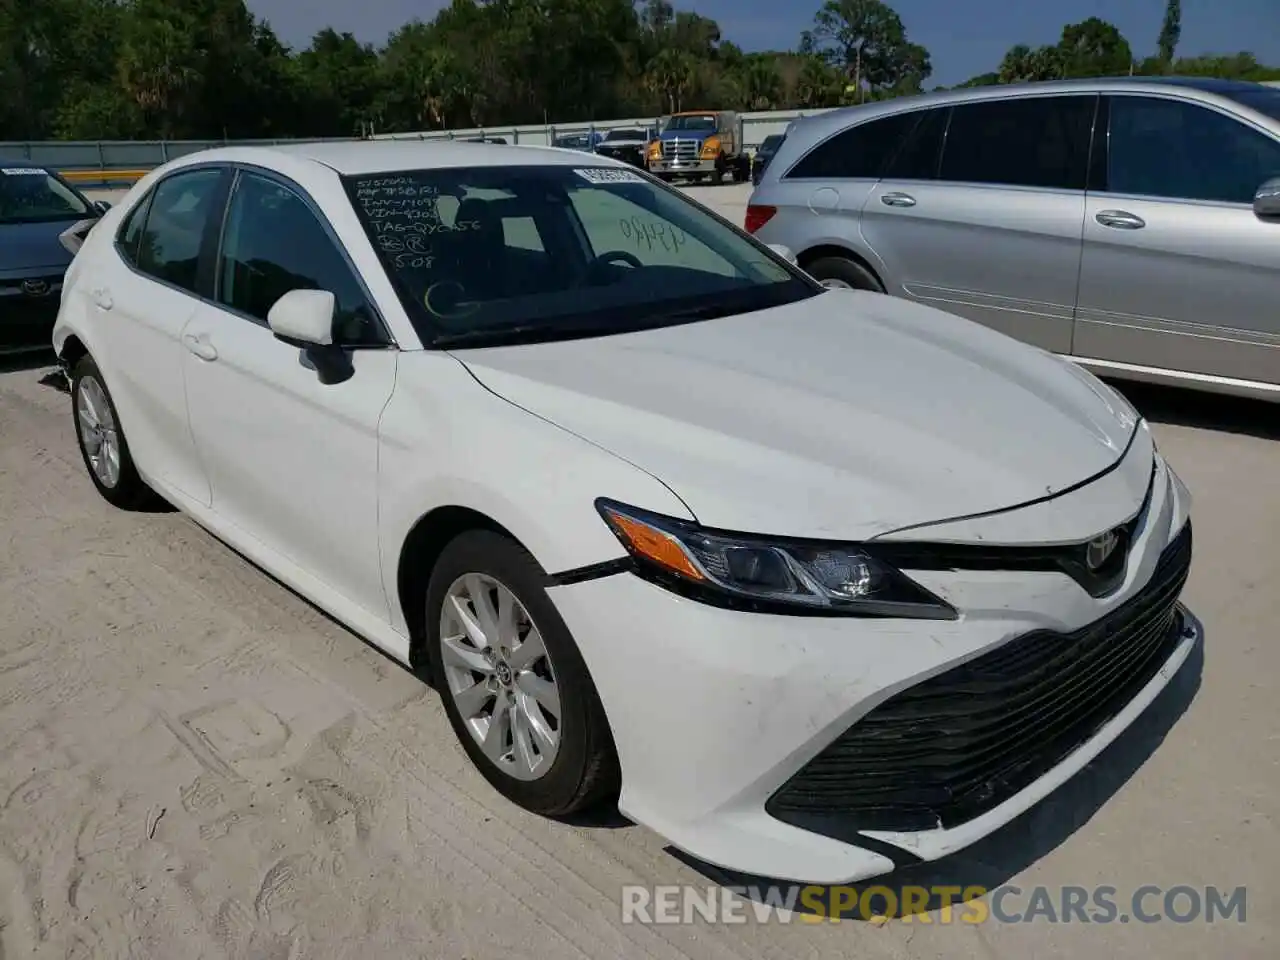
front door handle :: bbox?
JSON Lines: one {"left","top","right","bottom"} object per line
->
{"left": 90, "top": 287, "right": 113, "bottom": 311}
{"left": 182, "top": 333, "right": 218, "bottom": 361}
{"left": 880, "top": 192, "right": 917, "bottom": 208}
{"left": 1095, "top": 209, "right": 1146, "bottom": 230}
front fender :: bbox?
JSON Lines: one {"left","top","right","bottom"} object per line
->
{"left": 377, "top": 351, "right": 693, "bottom": 637}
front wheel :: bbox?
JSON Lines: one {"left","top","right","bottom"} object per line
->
{"left": 425, "top": 530, "right": 619, "bottom": 816}
{"left": 70, "top": 355, "right": 153, "bottom": 509}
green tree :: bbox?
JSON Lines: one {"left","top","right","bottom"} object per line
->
{"left": 1157, "top": 0, "right": 1182, "bottom": 66}
{"left": 1057, "top": 17, "right": 1133, "bottom": 79}
{"left": 804, "top": 0, "right": 932, "bottom": 96}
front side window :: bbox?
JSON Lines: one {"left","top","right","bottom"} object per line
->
{"left": 1107, "top": 96, "right": 1280, "bottom": 204}
{"left": 217, "top": 172, "right": 384, "bottom": 345}
{"left": 786, "top": 110, "right": 921, "bottom": 180}
{"left": 344, "top": 165, "right": 814, "bottom": 347}
{"left": 939, "top": 95, "right": 1096, "bottom": 190}
{"left": 0, "top": 166, "right": 92, "bottom": 225}
{"left": 136, "top": 168, "right": 224, "bottom": 293}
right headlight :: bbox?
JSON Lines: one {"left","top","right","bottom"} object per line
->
{"left": 596, "top": 499, "right": 957, "bottom": 620}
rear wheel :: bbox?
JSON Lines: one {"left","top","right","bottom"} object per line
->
{"left": 70, "top": 355, "right": 153, "bottom": 509}
{"left": 425, "top": 530, "right": 619, "bottom": 816}
{"left": 803, "top": 255, "right": 885, "bottom": 293}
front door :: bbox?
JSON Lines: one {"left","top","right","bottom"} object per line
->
{"left": 862, "top": 95, "right": 1096, "bottom": 354}
{"left": 181, "top": 169, "right": 398, "bottom": 622}
{"left": 1073, "top": 94, "right": 1280, "bottom": 387}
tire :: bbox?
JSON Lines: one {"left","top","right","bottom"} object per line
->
{"left": 425, "top": 530, "right": 619, "bottom": 817}
{"left": 70, "top": 355, "right": 153, "bottom": 509}
{"left": 803, "top": 255, "right": 885, "bottom": 293}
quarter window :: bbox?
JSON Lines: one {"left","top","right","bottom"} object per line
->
{"left": 1107, "top": 96, "right": 1280, "bottom": 204}
{"left": 136, "top": 168, "right": 224, "bottom": 292}
{"left": 216, "top": 172, "right": 384, "bottom": 345}
{"left": 786, "top": 110, "right": 923, "bottom": 180}
{"left": 116, "top": 192, "right": 152, "bottom": 266}
{"left": 939, "top": 96, "right": 1095, "bottom": 190}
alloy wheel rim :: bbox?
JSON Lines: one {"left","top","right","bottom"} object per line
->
{"left": 439, "top": 573, "right": 562, "bottom": 781}
{"left": 76, "top": 376, "right": 121, "bottom": 488}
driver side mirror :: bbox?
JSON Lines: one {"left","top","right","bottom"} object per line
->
{"left": 268, "top": 289, "right": 335, "bottom": 347}
{"left": 268, "top": 289, "right": 357, "bottom": 385}
{"left": 1254, "top": 178, "right": 1280, "bottom": 221}
{"left": 92, "top": 200, "right": 111, "bottom": 215}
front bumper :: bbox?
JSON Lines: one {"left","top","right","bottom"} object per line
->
{"left": 547, "top": 451, "right": 1198, "bottom": 883}
{"left": 648, "top": 158, "right": 718, "bottom": 175}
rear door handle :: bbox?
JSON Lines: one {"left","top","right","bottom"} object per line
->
{"left": 182, "top": 333, "right": 218, "bottom": 361}
{"left": 880, "top": 192, "right": 917, "bottom": 208}
{"left": 1095, "top": 209, "right": 1146, "bottom": 230}
{"left": 90, "top": 287, "right": 113, "bottom": 310}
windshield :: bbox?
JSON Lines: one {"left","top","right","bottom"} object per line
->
{"left": 1226, "top": 89, "right": 1280, "bottom": 123}
{"left": 0, "top": 166, "right": 92, "bottom": 224}
{"left": 606, "top": 129, "right": 647, "bottom": 141}
{"left": 665, "top": 115, "right": 717, "bottom": 132}
{"left": 343, "top": 164, "right": 816, "bottom": 347}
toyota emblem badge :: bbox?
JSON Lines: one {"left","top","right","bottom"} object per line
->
{"left": 21, "top": 279, "right": 50, "bottom": 297}
{"left": 1085, "top": 529, "right": 1121, "bottom": 572}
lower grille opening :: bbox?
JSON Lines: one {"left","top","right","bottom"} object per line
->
{"left": 767, "top": 522, "right": 1193, "bottom": 837}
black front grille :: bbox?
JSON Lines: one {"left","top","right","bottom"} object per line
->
{"left": 768, "top": 522, "right": 1193, "bottom": 837}
{"left": 1, "top": 275, "right": 62, "bottom": 347}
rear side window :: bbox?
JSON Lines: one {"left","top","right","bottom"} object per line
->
{"left": 115, "top": 192, "right": 152, "bottom": 266}
{"left": 137, "top": 168, "right": 225, "bottom": 293}
{"left": 785, "top": 110, "right": 922, "bottom": 180}
{"left": 939, "top": 95, "right": 1096, "bottom": 190}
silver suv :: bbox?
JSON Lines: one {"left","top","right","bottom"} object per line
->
{"left": 747, "top": 78, "right": 1280, "bottom": 402}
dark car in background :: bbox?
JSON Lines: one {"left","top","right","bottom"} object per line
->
{"left": 1, "top": 161, "right": 107, "bottom": 353}
{"left": 553, "top": 131, "right": 605, "bottom": 152}
{"left": 593, "top": 127, "right": 657, "bottom": 168}
{"left": 751, "top": 134, "right": 786, "bottom": 185}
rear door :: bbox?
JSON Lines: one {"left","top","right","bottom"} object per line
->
{"left": 1073, "top": 93, "right": 1280, "bottom": 387}
{"left": 861, "top": 94, "right": 1097, "bottom": 353}
{"left": 90, "top": 166, "right": 230, "bottom": 505}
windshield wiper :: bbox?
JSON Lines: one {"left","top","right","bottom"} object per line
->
{"left": 430, "top": 322, "right": 601, "bottom": 349}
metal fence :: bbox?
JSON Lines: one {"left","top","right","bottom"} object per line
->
{"left": 0, "top": 108, "right": 834, "bottom": 187}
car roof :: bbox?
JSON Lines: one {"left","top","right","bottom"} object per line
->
{"left": 170, "top": 139, "right": 628, "bottom": 176}
{"left": 787, "top": 76, "right": 1278, "bottom": 142}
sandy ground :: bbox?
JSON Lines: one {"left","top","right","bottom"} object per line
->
{"left": 1, "top": 183, "right": 1277, "bottom": 959}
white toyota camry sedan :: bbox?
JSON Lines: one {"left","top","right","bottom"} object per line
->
{"left": 52, "top": 141, "right": 1199, "bottom": 884}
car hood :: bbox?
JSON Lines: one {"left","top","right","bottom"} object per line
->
{"left": 0, "top": 219, "right": 78, "bottom": 274}
{"left": 453, "top": 290, "right": 1140, "bottom": 541}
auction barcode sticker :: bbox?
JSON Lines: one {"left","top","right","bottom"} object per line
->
{"left": 574, "top": 167, "right": 645, "bottom": 184}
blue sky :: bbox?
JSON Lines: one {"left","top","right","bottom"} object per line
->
{"left": 246, "top": 0, "right": 1280, "bottom": 88}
